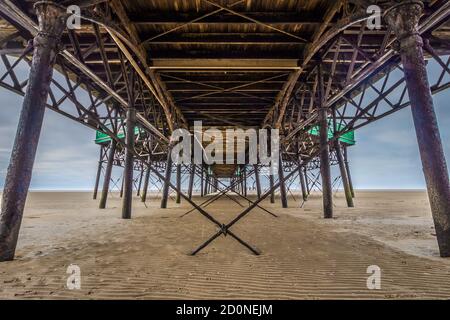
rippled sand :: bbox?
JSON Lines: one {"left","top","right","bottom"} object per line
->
{"left": 0, "top": 191, "right": 449, "bottom": 299}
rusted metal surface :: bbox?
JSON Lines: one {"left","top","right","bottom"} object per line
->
{"left": 160, "top": 147, "right": 173, "bottom": 209}
{"left": 385, "top": 1, "right": 450, "bottom": 257}
{"left": 99, "top": 141, "right": 116, "bottom": 209}
{"left": 317, "top": 64, "right": 333, "bottom": 219}
{"left": 0, "top": 1, "right": 67, "bottom": 261}
{"left": 122, "top": 106, "right": 136, "bottom": 219}
{"left": 141, "top": 161, "right": 151, "bottom": 203}
{"left": 333, "top": 108, "right": 354, "bottom": 208}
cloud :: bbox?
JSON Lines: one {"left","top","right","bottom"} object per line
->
{"left": 0, "top": 58, "right": 449, "bottom": 190}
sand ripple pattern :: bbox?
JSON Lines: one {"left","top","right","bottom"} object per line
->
{"left": 1, "top": 192, "right": 450, "bottom": 299}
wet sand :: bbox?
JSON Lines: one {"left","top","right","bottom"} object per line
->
{"left": 0, "top": 190, "right": 450, "bottom": 299}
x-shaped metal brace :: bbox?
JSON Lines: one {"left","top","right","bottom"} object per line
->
{"left": 188, "top": 165, "right": 299, "bottom": 256}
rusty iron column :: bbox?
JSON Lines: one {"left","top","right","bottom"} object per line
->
{"left": 141, "top": 161, "right": 151, "bottom": 203}
{"left": 298, "top": 164, "right": 307, "bottom": 202}
{"left": 99, "top": 141, "right": 116, "bottom": 208}
{"left": 254, "top": 165, "right": 261, "bottom": 199}
{"left": 335, "top": 141, "right": 354, "bottom": 207}
{"left": 343, "top": 145, "right": 355, "bottom": 198}
{"left": 0, "top": 2, "right": 67, "bottom": 261}
{"left": 93, "top": 146, "right": 104, "bottom": 200}
{"left": 333, "top": 108, "right": 354, "bottom": 208}
{"left": 119, "top": 176, "right": 124, "bottom": 198}
{"left": 304, "top": 167, "right": 310, "bottom": 195}
{"left": 161, "top": 147, "right": 173, "bottom": 208}
{"left": 188, "top": 164, "right": 196, "bottom": 199}
{"left": 269, "top": 168, "right": 275, "bottom": 204}
{"left": 243, "top": 166, "right": 247, "bottom": 197}
{"left": 204, "top": 166, "right": 209, "bottom": 196}
{"left": 176, "top": 164, "right": 182, "bottom": 204}
{"left": 297, "top": 138, "right": 307, "bottom": 202}
{"left": 278, "top": 155, "right": 288, "bottom": 208}
{"left": 136, "top": 169, "right": 143, "bottom": 197}
{"left": 318, "top": 63, "right": 333, "bottom": 219}
{"left": 122, "top": 107, "right": 136, "bottom": 219}
{"left": 386, "top": 1, "right": 450, "bottom": 257}
{"left": 200, "top": 166, "right": 204, "bottom": 197}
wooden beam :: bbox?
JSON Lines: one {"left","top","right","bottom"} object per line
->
{"left": 150, "top": 59, "right": 301, "bottom": 70}
{"left": 109, "top": 0, "right": 146, "bottom": 62}
{"left": 130, "top": 11, "right": 332, "bottom": 26}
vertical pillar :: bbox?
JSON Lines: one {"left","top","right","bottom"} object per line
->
{"left": 297, "top": 139, "right": 307, "bottom": 201}
{"left": 333, "top": 109, "right": 354, "bottom": 208}
{"left": 119, "top": 177, "right": 124, "bottom": 198}
{"left": 243, "top": 166, "right": 247, "bottom": 197}
{"left": 254, "top": 165, "right": 261, "bottom": 199}
{"left": 141, "top": 161, "right": 151, "bottom": 203}
{"left": 122, "top": 107, "right": 136, "bottom": 220}
{"left": 176, "top": 164, "right": 182, "bottom": 204}
{"left": 318, "top": 63, "right": 333, "bottom": 219}
{"left": 342, "top": 145, "right": 355, "bottom": 198}
{"left": 304, "top": 167, "right": 310, "bottom": 195}
{"left": 200, "top": 166, "right": 204, "bottom": 197}
{"left": 136, "top": 169, "right": 143, "bottom": 197}
{"left": 386, "top": 1, "right": 450, "bottom": 257}
{"left": 298, "top": 164, "right": 307, "bottom": 201}
{"left": 0, "top": 2, "right": 67, "bottom": 261}
{"left": 161, "top": 147, "right": 173, "bottom": 208}
{"left": 204, "top": 167, "right": 209, "bottom": 196}
{"left": 93, "top": 146, "right": 104, "bottom": 200}
{"left": 188, "top": 164, "right": 196, "bottom": 199}
{"left": 278, "top": 155, "right": 288, "bottom": 208}
{"left": 100, "top": 141, "right": 116, "bottom": 208}
{"left": 335, "top": 141, "right": 354, "bottom": 207}
{"left": 269, "top": 169, "right": 275, "bottom": 204}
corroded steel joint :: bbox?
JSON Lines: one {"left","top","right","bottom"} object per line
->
{"left": 34, "top": 1, "right": 68, "bottom": 51}
{"left": 384, "top": 1, "right": 424, "bottom": 53}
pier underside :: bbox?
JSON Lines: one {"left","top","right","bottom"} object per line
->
{"left": 0, "top": 0, "right": 449, "bottom": 263}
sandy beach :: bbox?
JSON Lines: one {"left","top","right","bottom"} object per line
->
{"left": 0, "top": 190, "right": 450, "bottom": 299}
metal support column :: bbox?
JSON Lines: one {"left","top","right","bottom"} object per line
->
{"left": 122, "top": 107, "right": 136, "bottom": 219}
{"left": 269, "top": 169, "right": 275, "bottom": 204}
{"left": 200, "top": 166, "right": 204, "bottom": 197}
{"left": 0, "top": 2, "right": 67, "bottom": 261}
{"left": 318, "top": 63, "right": 333, "bottom": 219}
{"left": 243, "top": 166, "right": 247, "bottom": 198}
{"left": 99, "top": 141, "right": 116, "bottom": 208}
{"left": 136, "top": 169, "right": 143, "bottom": 197}
{"left": 342, "top": 145, "right": 355, "bottom": 198}
{"left": 141, "top": 160, "right": 151, "bottom": 203}
{"left": 161, "top": 149, "right": 173, "bottom": 208}
{"left": 304, "top": 167, "right": 310, "bottom": 195}
{"left": 93, "top": 146, "right": 103, "bottom": 200}
{"left": 176, "top": 164, "right": 182, "bottom": 204}
{"left": 188, "top": 164, "right": 196, "bottom": 199}
{"left": 386, "top": 1, "right": 450, "bottom": 257}
{"left": 254, "top": 165, "right": 261, "bottom": 199}
{"left": 278, "top": 156, "right": 288, "bottom": 208}
{"left": 298, "top": 164, "right": 307, "bottom": 201}
{"left": 333, "top": 109, "right": 354, "bottom": 208}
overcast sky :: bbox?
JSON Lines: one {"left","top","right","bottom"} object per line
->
{"left": 0, "top": 58, "right": 449, "bottom": 190}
